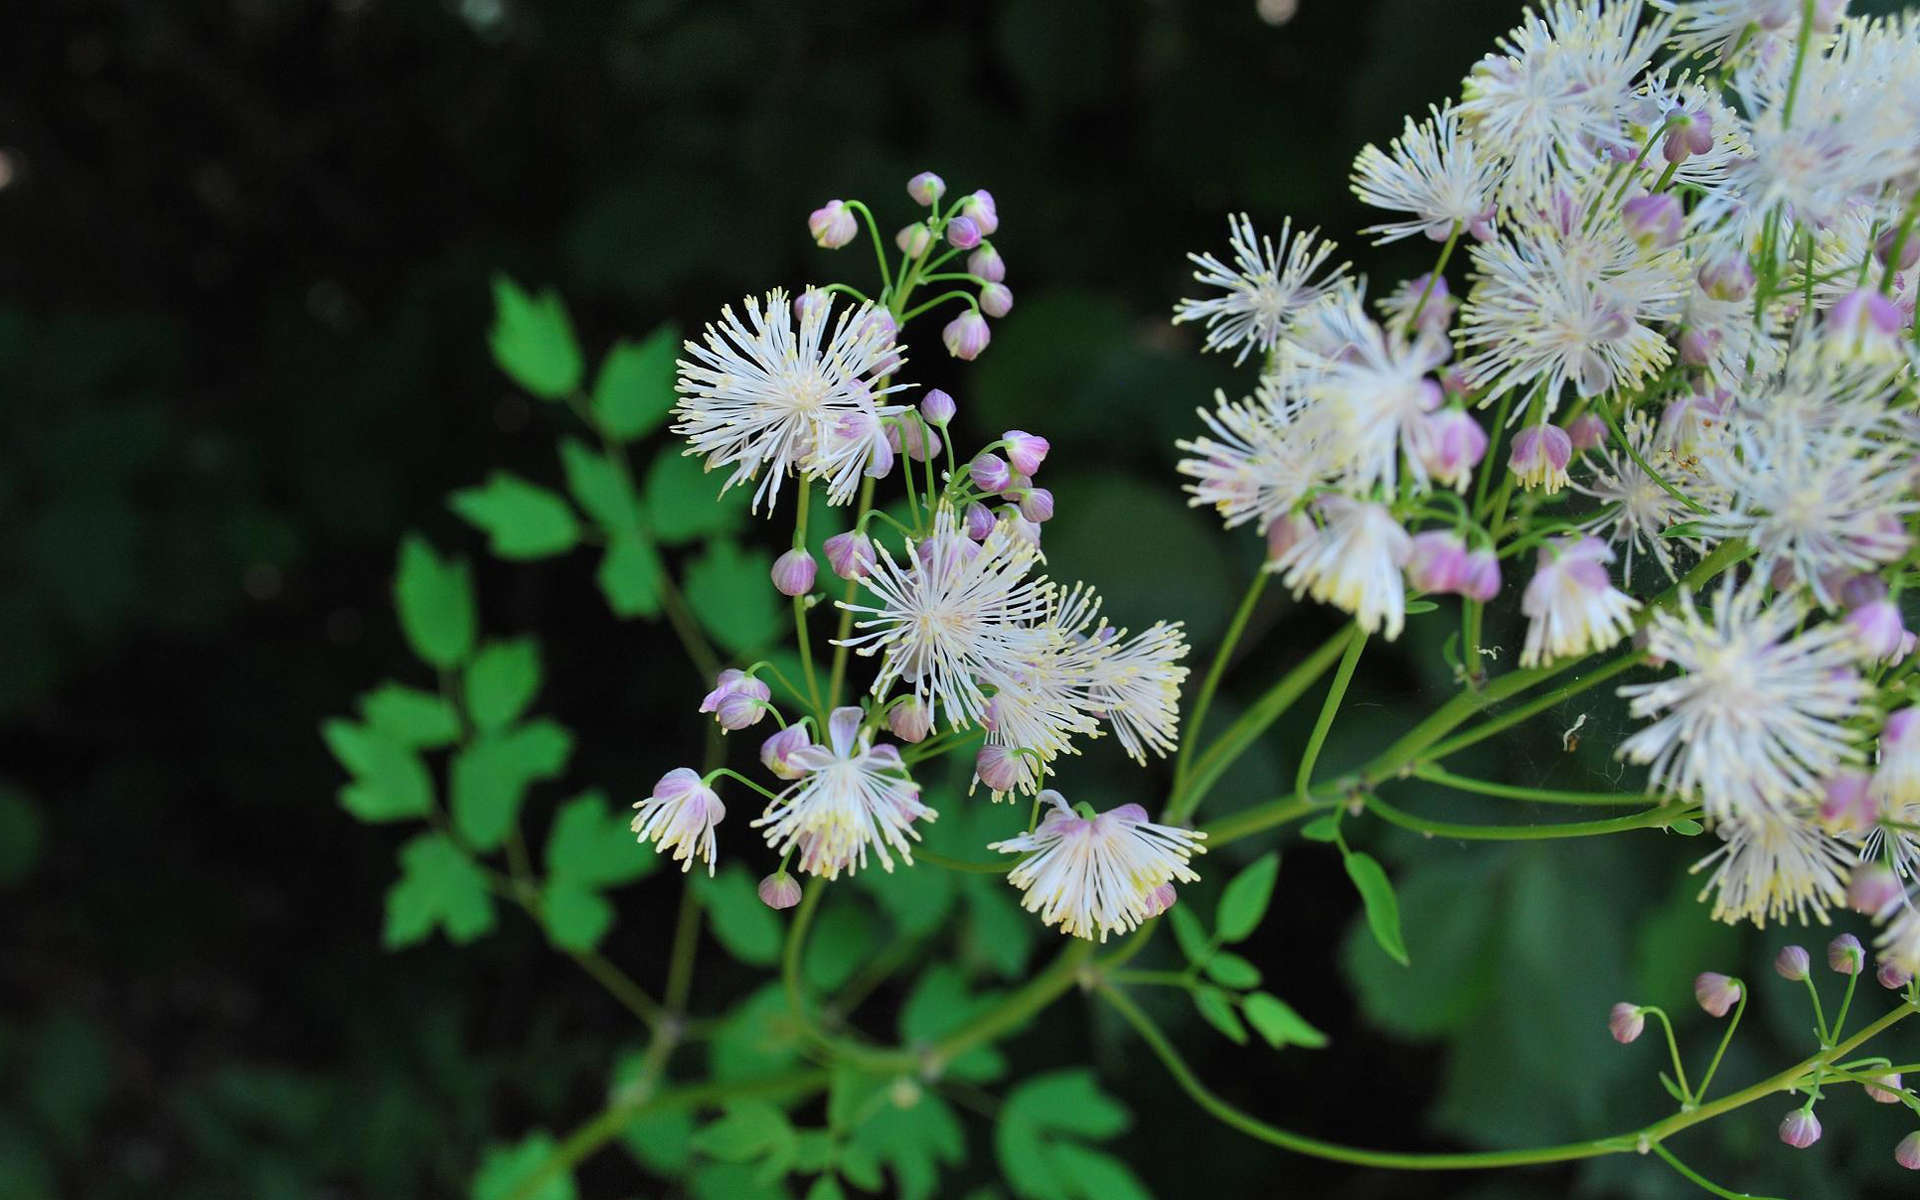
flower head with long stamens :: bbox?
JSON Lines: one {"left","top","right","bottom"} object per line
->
{"left": 990, "top": 791, "right": 1206, "bottom": 942}
{"left": 1173, "top": 215, "right": 1348, "bottom": 366}
{"left": 631, "top": 768, "right": 726, "bottom": 876}
{"left": 1518, "top": 536, "right": 1638, "bottom": 667}
{"left": 752, "top": 707, "right": 934, "bottom": 879}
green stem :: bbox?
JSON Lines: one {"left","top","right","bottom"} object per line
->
{"left": 1642, "top": 1006, "right": 1693, "bottom": 1103}
{"left": 1652, "top": 1143, "right": 1783, "bottom": 1200}
{"left": 1295, "top": 629, "right": 1367, "bottom": 802}
{"left": 827, "top": 476, "right": 876, "bottom": 709}
{"left": 1802, "top": 975, "right": 1830, "bottom": 1045}
{"left": 1364, "top": 793, "right": 1697, "bottom": 841}
{"left": 1423, "top": 651, "right": 1647, "bottom": 763}
{"left": 1408, "top": 223, "right": 1461, "bottom": 327}
{"left": 791, "top": 479, "right": 824, "bottom": 719}
{"left": 566, "top": 948, "right": 666, "bottom": 1032}
{"left": 1109, "top": 969, "right": 1197, "bottom": 990}
{"left": 843, "top": 200, "right": 894, "bottom": 298}
{"left": 1172, "top": 573, "right": 1270, "bottom": 802}
{"left": 1695, "top": 987, "right": 1746, "bottom": 1100}
{"left": 1411, "top": 763, "right": 1650, "bottom": 806}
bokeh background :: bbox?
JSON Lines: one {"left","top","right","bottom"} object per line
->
{"left": 6, "top": 1, "right": 1919, "bottom": 1197}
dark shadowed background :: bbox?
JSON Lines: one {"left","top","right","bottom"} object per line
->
{"left": 5, "top": 1, "right": 1917, "bottom": 1197}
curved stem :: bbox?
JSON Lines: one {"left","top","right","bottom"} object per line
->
{"left": 1652, "top": 1143, "right": 1783, "bottom": 1200}
{"left": 791, "top": 480, "right": 824, "bottom": 720}
{"left": 1295, "top": 629, "right": 1367, "bottom": 802}
{"left": 1408, "top": 223, "right": 1461, "bottom": 326}
{"left": 1364, "top": 793, "right": 1698, "bottom": 841}
{"left": 842, "top": 200, "right": 894, "bottom": 298}
{"left": 1642, "top": 1006, "right": 1693, "bottom": 1103}
{"left": 1412, "top": 763, "right": 1651, "bottom": 806}
{"left": 566, "top": 947, "right": 665, "bottom": 1032}
{"left": 1171, "top": 573, "right": 1269, "bottom": 803}
{"left": 1695, "top": 987, "right": 1745, "bottom": 1100}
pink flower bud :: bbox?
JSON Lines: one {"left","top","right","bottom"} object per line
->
{"left": 1417, "top": 407, "right": 1488, "bottom": 490}
{"left": 1406, "top": 530, "right": 1470, "bottom": 594}
{"left": 1001, "top": 471, "right": 1032, "bottom": 498}
{"left": 808, "top": 199, "right": 857, "bottom": 249}
{"left": 968, "top": 244, "right": 1006, "bottom": 283}
{"left": 1818, "top": 769, "right": 1875, "bottom": 829}
{"left": 1142, "top": 883, "right": 1177, "bottom": 918}
{"left": 888, "top": 698, "right": 932, "bottom": 744}
{"left": 964, "top": 502, "right": 996, "bottom": 540}
{"left": 973, "top": 744, "right": 1024, "bottom": 794}
{"left": 1567, "top": 413, "right": 1607, "bottom": 451}
{"left": 1002, "top": 429, "right": 1049, "bottom": 477}
{"left": 1508, "top": 424, "right": 1573, "bottom": 491}
{"left": 1461, "top": 549, "right": 1501, "bottom": 602}
{"left": 793, "top": 287, "right": 832, "bottom": 320}
{"left": 761, "top": 726, "right": 813, "bottom": 780}
{"left": 1779, "top": 1108, "right": 1822, "bottom": 1150}
{"left": 700, "top": 669, "right": 772, "bottom": 731}
{"left": 823, "top": 531, "right": 875, "bottom": 581}
{"left": 1850, "top": 865, "right": 1904, "bottom": 916}
{"left": 1018, "top": 487, "right": 1055, "bottom": 524}
{"left": 970, "top": 452, "right": 1012, "bottom": 493}
{"left": 957, "top": 189, "right": 998, "bottom": 235}
{"left": 979, "top": 282, "right": 1014, "bottom": 319}
{"left": 907, "top": 171, "right": 946, "bottom": 206}
{"left": 1879, "top": 959, "right": 1913, "bottom": 990}
{"left": 887, "top": 418, "right": 941, "bottom": 463}
{"left": 943, "top": 311, "right": 991, "bottom": 360}
{"left": 1266, "top": 511, "right": 1317, "bottom": 562}
{"left": 919, "top": 388, "right": 956, "bottom": 426}
{"left": 1622, "top": 192, "right": 1682, "bottom": 249}
{"left": 1679, "top": 326, "right": 1722, "bottom": 366}
{"left": 758, "top": 870, "right": 804, "bottom": 910}
{"left": 771, "top": 548, "right": 817, "bottom": 597}
{"left": 945, "top": 215, "right": 982, "bottom": 250}
{"left": 1697, "top": 255, "right": 1755, "bottom": 302}
{"left": 1848, "top": 599, "right": 1909, "bottom": 663}
{"left": 1608, "top": 1002, "right": 1645, "bottom": 1044}
{"left": 1004, "top": 512, "right": 1043, "bottom": 549}
{"left": 895, "top": 222, "right": 933, "bottom": 257}
{"left": 1829, "top": 933, "right": 1865, "bottom": 975}
{"left": 1775, "top": 945, "right": 1811, "bottom": 980}
{"left": 1694, "top": 972, "right": 1743, "bottom": 1017}
{"left": 1828, "top": 288, "right": 1904, "bottom": 354}
{"left": 1661, "top": 107, "right": 1714, "bottom": 163}
{"left": 1867, "top": 1072, "right": 1906, "bottom": 1103}
{"left": 1877, "top": 226, "right": 1920, "bottom": 272}
{"left": 1897, "top": 1131, "right": 1920, "bottom": 1169}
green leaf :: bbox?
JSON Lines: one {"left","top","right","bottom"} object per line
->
{"left": 645, "top": 448, "right": 748, "bottom": 546}
{"left": 1299, "top": 815, "right": 1340, "bottom": 843}
{"left": 359, "top": 682, "right": 460, "bottom": 749}
{"left": 1345, "top": 850, "right": 1410, "bottom": 966}
{"left": 708, "top": 985, "right": 804, "bottom": 1083}
{"left": 1403, "top": 598, "right": 1440, "bottom": 614}
{"left": 593, "top": 324, "right": 680, "bottom": 441}
{"left": 685, "top": 540, "right": 782, "bottom": 656}
{"left": 1045, "top": 1144, "right": 1152, "bottom": 1200}
{"left": 547, "top": 790, "right": 655, "bottom": 888}
{"left": 696, "top": 865, "right": 782, "bottom": 966}
{"left": 1243, "top": 992, "right": 1328, "bottom": 1049}
{"left": 1203, "top": 951, "right": 1262, "bottom": 990}
{"left": 995, "top": 1071, "right": 1131, "bottom": 1200}
{"left": 1167, "top": 903, "right": 1210, "bottom": 966}
{"left": 621, "top": 1106, "right": 694, "bottom": 1176}
{"left": 488, "top": 275, "right": 583, "bottom": 401}
{"left": 853, "top": 855, "right": 956, "bottom": 938}
{"left": 464, "top": 638, "right": 543, "bottom": 733}
{"left": 471, "top": 1129, "right": 576, "bottom": 1200}
{"left": 559, "top": 437, "right": 643, "bottom": 530}
{"left": 1668, "top": 817, "right": 1703, "bottom": 836}
{"left": 384, "top": 833, "right": 496, "bottom": 948}
{"left": 803, "top": 900, "right": 875, "bottom": 992}
{"left": 598, "top": 532, "right": 665, "bottom": 619}
{"left": 692, "top": 1102, "right": 794, "bottom": 1163}
{"left": 1193, "top": 986, "right": 1248, "bottom": 1045}
{"left": 899, "top": 966, "right": 1006, "bottom": 1082}
{"left": 962, "top": 878, "right": 1036, "bottom": 978}
{"left": 849, "top": 1085, "right": 964, "bottom": 1200}
{"left": 1214, "top": 852, "right": 1278, "bottom": 943}
{"left": 394, "top": 536, "right": 476, "bottom": 669}
{"left": 540, "top": 879, "right": 614, "bottom": 951}
{"left": 450, "top": 472, "right": 583, "bottom": 560}
{"left": 450, "top": 720, "right": 574, "bottom": 851}
{"left": 323, "top": 719, "right": 434, "bottom": 822}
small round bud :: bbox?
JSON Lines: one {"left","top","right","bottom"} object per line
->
{"left": 887, "top": 698, "right": 932, "bottom": 744}
{"left": 1003, "top": 511, "right": 1042, "bottom": 549}
{"left": 771, "top": 548, "right": 818, "bottom": 597}
{"left": 942, "top": 311, "right": 991, "bottom": 360}
{"left": 1459, "top": 549, "right": 1501, "bottom": 603}
{"left": 1820, "top": 770, "right": 1877, "bottom": 835}
{"left": 1661, "top": 107, "right": 1714, "bottom": 164}
{"left": 1017, "top": 487, "right": 1054, "bottom": 524}
{"left": 957, "top": 189, "right": 998, "bottom": 235}
{"left": 1778, "top": 1108, "right": 1822, "bottom": 1150}
{"left": 823, "top": 531, "right": 875, "bottom": 581}
{"left": 887, "top": 418, "right": 941, "bottom": 463}
{"left": 895, "top": 222, "right": 934, "bottom": 258}
{"left": 1265, "top": 512, "right": 1317, "bottom": 562}
{"left": 1697, "top": 255, "right": 1755, "bottom": 302}
{"left": 808, "top": 200, "right": 857, "bottom": 249}
{"left": 1566, "top": 413, "right": 1607, "bottom": 452}
{"left": 1000, "top": 471, "right": 1032, "bottom": 499}
{"left": 1897, "top": 1131, "right": 1920, "bottom": 1170}
{"left": 1416, "top": 407, "right": 1488, "bottom": 490}
{"left": 1852, "top": 864, "right": 1906, "bottom": 916}
{"left": 1694, "top": 972, "right": 1743, "bottom": 1017}
{"left": 1879, "top": 959, "right": 1913, "bottom": 990}
{"left": 1828, "top": 288, "right": 1904, "bottom": 355}
{"left": 1679, "top": 327, "right": 1722, "bottom": 367}
{"left": 700, "top": 669, "right": 772, "bottom": 732}
{"left": 1406, "top": 530, "right": 1470, "bottom": 594}
{"left": 979, "top": 282, "right": 1014, "bottom": 319}
{"left": 760, "top": 726, "right": 813, "bottom": 780}
{"left": 906, "top": 171, "right": 946, "bottom": 206}
{"left": 964, "top": 502, "right": 996, "bottom": 541}
{"left": 1002, "top": 429, "right": 1050, "bottom": 477}
{"left": 945, "top": 215, "right": 982, "bottom": 250}
{"left": 758, "top": 870, "right": 804, "bottom": 911}
{"left": 1621, "top": 193, "right": 1683, "bottom": 250}
{"left": 967, "top": 244, "right": 1006, "bottom": 283}
{"left": 1608, "top": 1002, "right": 1645, "bottom": 1044}
{"left": 970, "top": 452, "right": 1012, "bottom": 494}
{"left": 919, "top": 388, "right": 956, "bottom": 426}
{"left": 1508, "top": 423, "right": 1573, "bottom": 491}
{"left": 793, "top": 287, "right": 832, "bottom": 320}
{"left": 1867, "top": 1072, "right": 1906, "bottom": 1104}
{"left": 1142, "top": 883, "right": 1177, "bottom": 918}
{"left": 1876, "top": 226, "right": 1920, "bottom": 272}
{"left": 973, "top": 744, "right": 1024, "bottom": 794}
{"left": 1829, "top": 933, "right": 1866, "bottom": 975}
{"left": 1774, "top": 945, "right": 1811, "bottom": 981}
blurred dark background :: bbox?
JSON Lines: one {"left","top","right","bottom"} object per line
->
{"left": 5, "top": 1, "right": 1917, "bottom": 1197}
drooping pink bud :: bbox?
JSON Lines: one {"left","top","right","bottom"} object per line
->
{"left": 1622, "top": 192, "right": 1683, "bottom": 250}
{"left": 1266, "top": 512, "right": 1316, "bottom": 562}
{"left": 1867, "top": 1072, "right": 1906, "bottom": 1104}
{"left": 973, "top": 744, "right": 1024, "bottom": 794}
{"left": 1828, "top": 288, "right": 1905, "bottom": 355}
{"left": 943, "top": 311, "right": 991, "bottom": 360}
{"left": 1775, "top": 945, "right": 1811, "bottom": 980}
{"left": 1417, "top": 407, "right": 1488, "bottom": 490}
{"left": 957, "top": 189, "right": 998, "bottom": 235}
{"left": 1004, "top": 512, "right": 1043, "bottom": 549}
{"left": 1829, "top": 934, "right": 1866, "bottom": 975}
{"left": 1002, "top": 430, "right": 1049, "bottom": 476}
{"left": 919, "top": 388, "right": 956, "bottom": 426}
{"left": 945, "top": 215, "right": 982, "bottom": 250}
{"left": 758, "top": 870, "right": 804, "bottom": 910}
{"left": 1878, "top": 959, "right": 1913, "bottom": 990}
{"left": 968, "top": 244, "right": 1006, "bottom": 283}
{"left": 1460, "top": 549, "right": 1501, "bottom": 602}
{"left": 906, "top": 171, "right": 946, "bottom": 206}
{"left": 1567, "top": 413, "right": 1607, "bottom": 451}
{"left": 1697, "top": 254, "right": 1755, "bottom": 302}
{"left": 793, "top": 287, "right": 832, "bottom": 320}
{"left": 1849, "top": 865, "right": 1904, "bottom": 916}
{"left": 1662, "top": 107, "right": 1714, "bottom": 163}
{"left": 1018, "top": 487, "right": 1055, "bottom": 524}
{"left": 970, "top": 452, "right": 1012, "bottom": 493}
{"left": 1406, "top": 530, "right": 1470, "bottom": 594}
{"left": 1679, "top": 326, "right": 1722, "bottom": 367}
{"left": 887, "top": 419, "right": 941, "bottom": 463}
{"left": 771, "top": 548, "right": 818, "bottom": 597}
{"left": 1508, "top": 423, "right": 1573, "bottom": 491}
{"left": 1142, "top": 883, "right": 1178, "bottom": 918}
{"left": 1779, "top": 1109, "right": 1822, "bottom": 1150}
{"left": 1608, "top": 1002, "right": 1645, "bottom": 1044}
{"left": 700, "top": 669, "right": 772, "bottom": 731}
{"left": 1848, "top": 599, "right": 1910, "bottom": 663}
{"left": 823, "top": 531, "right": 875, "bottom": 581}
{"left": 979, "top": 282, "right": 1014, "bottom": 319}
{"left": 808, "top": 200, "right": 857, "bottom": 249}
{"left": 895, "top": 222, "right": 933, "bottom": 258}
{"left": 887, "top": 697, "right": 932, "bottom": 744}
{"left": 1694, "top": 972, "right": 1743, "bottom": 1017}
{"left": 761, "top": 725, "right": 813, "bottom": 780}
{"left": 964, "top": 502, "right": 996, "bottom": 541}
{"left": 1820, "top": 770, "right": 1876, "bottom": 835}
{"left": 1877, "top": 226, "right": 1920, "bottom": 272}
{"left": 1897, "top": 1131, "right": 1920, "bottom": 1169}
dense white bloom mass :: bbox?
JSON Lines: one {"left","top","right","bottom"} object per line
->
{"left": 990, "top": 791, "right": 1205, "bottom": 942}
{"left": 1271, "top": 497, "right": 1412, "bottom": 640}
{"left": 1691, "top": 806, "right": 1854, "bottom": 927}
{"left": 1351, "top": 102, "right": 1499, "bottom": 244}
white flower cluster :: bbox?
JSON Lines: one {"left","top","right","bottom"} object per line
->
{"left": 1174, "top": 1, "right": 1920, "bottom": 946}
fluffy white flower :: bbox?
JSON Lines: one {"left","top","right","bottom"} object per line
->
{"left": 1271, "top": 497, "right": 1412, "bottom": 640}
{"left": 990, "top": 791, "right": 1206, "bottom": 942}
{"left": 1570, "top": 410, "right": 1721, "bottom": 585}
{"left": 752, "top": 706, "right": 935, "bottom": 878}
{"left": 1691, "top": 806, "right": 1853, "bottom": 927}
{"left": 1351, "top": 102, "right": 1500, "bottom": 244}
{"left": 1292, "top": 292, "right": 1451, "bottom": 494}
{"left": 1083, "top": 620, "right": 1192, "bottom": 764}
{"left": 1518, "top": 536, "right": 1638, "bottom": 667}
{"left": 1174, "top": 215, "right": 1348, "bottom": 365}
{"left": 631, "top": 768, "right": 726, "bottom": 875}
{"left": 1174, "top": 387, "right": 1328, "bottom": 533}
